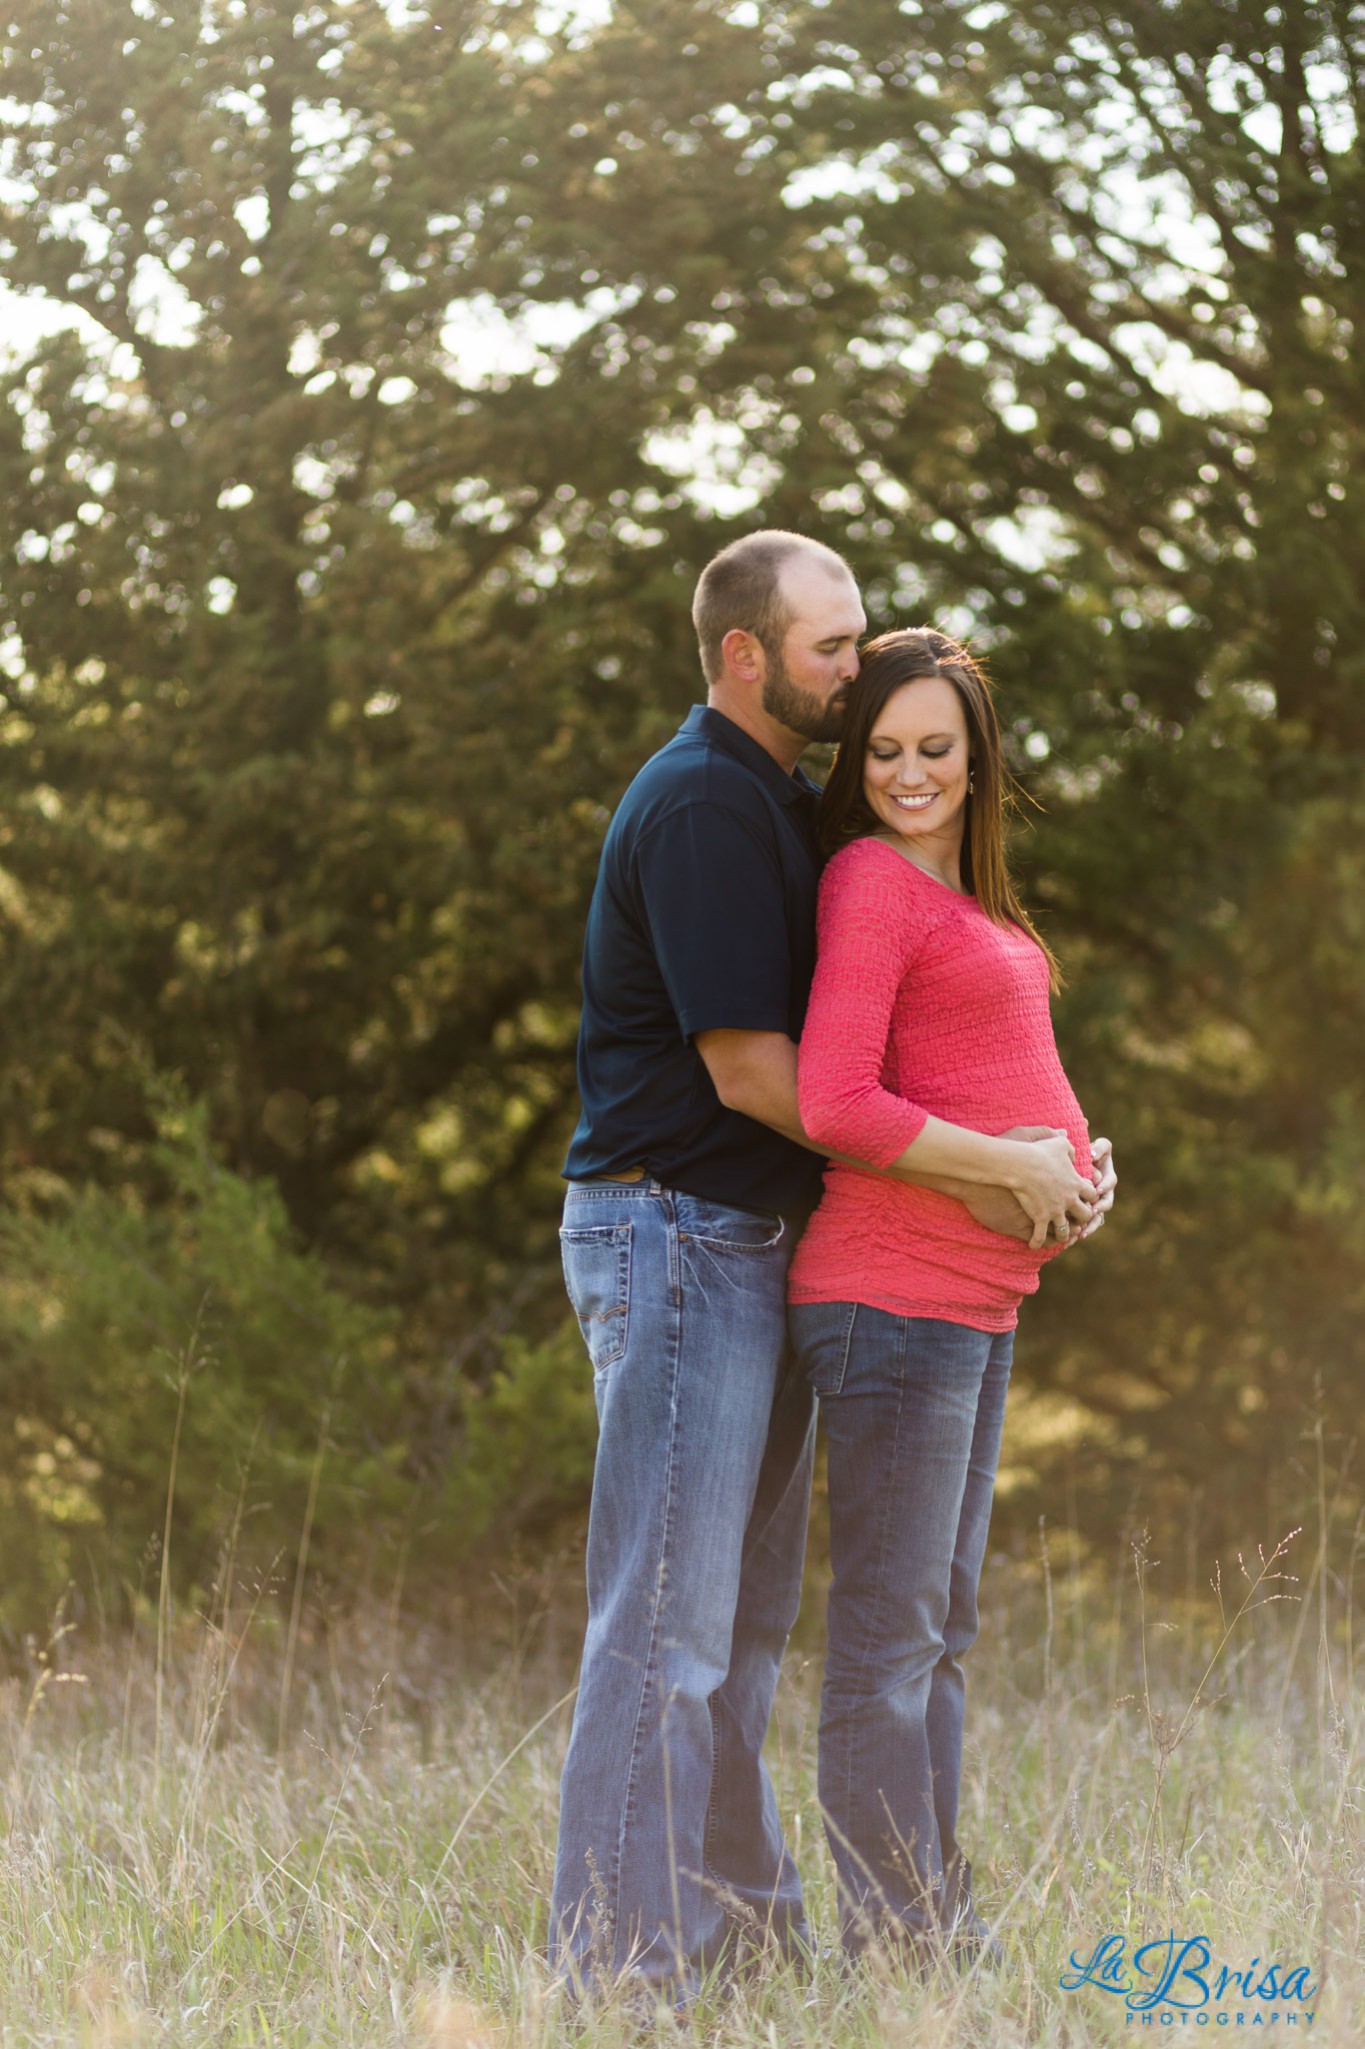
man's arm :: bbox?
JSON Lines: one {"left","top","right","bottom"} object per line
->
{"left": 695, "top": 1029, "right": 1116, "bottom": 1243}
{"left": 695, "top": 1028, "right": 1035, "bottom": 1233}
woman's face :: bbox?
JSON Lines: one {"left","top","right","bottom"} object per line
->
{"left": 862, "top": 676, "right": 972, "bottom": 860}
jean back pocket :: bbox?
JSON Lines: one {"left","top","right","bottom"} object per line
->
{"left": 560, "top": 1222, "right": 633, "bottom": 1374}
{"left": 788, "top": 1300, "right": 859, "bottom": 1398}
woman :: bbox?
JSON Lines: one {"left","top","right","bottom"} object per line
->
{"left": 787, "top": 627, "right": 1096, "bottom": 1965}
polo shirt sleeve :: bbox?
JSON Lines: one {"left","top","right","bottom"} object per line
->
{"left": 634, "top": 800, "right": 795, "bottom": 1042}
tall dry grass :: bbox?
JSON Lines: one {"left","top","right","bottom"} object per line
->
{"left": 3, "top": 1508, "right": 1362, "bottom": 2048}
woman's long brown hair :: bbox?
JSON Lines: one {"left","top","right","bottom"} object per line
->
{"left": 817, "top": 627, "right": 1061, "bottom": 990}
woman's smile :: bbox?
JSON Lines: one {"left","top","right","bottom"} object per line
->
{"left": 862, "top": 675, "right": 972, "bottom": 884}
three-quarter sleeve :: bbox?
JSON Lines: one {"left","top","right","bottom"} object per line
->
{"left": 798, "top": 840, "right": 930, "bottom": 1167}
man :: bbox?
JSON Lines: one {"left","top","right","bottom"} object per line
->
{"left": 551, "top": 530, "right": 1113, "bottom": 1999}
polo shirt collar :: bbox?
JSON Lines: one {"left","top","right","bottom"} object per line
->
{"left": 681, "top": 704, "right": 822, "bottom": 805}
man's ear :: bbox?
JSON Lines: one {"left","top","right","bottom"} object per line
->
{"left": 719, "top": 626, "right": 763, "bottom": 683}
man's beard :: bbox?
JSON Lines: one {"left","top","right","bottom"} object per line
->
{"left": 761, "top": 652, "right": 846, "bottom": 742}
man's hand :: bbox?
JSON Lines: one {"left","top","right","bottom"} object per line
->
{"left": 952, "top": 1183, "right": 1033, "bottom": 1243}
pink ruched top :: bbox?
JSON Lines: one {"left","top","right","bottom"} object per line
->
{"left": 786, "top": 836, "right": 1091, "bottom": 1332}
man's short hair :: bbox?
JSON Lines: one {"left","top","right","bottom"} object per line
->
{"left": 691, "top": 530, "right": 851, "bottom": 682}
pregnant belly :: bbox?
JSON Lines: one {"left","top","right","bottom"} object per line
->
{"left": 1009, "top": 1097, "right": 1091, "bottom": 1185}
{"left": 787, "top": 1078, "right": 1091, "bottom": 1321}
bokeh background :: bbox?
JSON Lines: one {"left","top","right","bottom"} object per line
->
{"left": 2, "top": 0, "right": 1361, "bottom": 1646}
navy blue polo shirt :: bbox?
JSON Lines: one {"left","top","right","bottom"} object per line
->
{"left": 563, "top": 705, "right": 826, "bottom": 1216}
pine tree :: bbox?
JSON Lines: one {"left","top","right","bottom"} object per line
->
{"left": 776, "top": 0, "right": 1365, "bottom": 1535}
{"left": 2, "top": 0, "right": 1361, "bottom": 1575}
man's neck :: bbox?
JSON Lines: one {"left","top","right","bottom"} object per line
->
{"left": 704, "top": 686, "right": 804, "bottom": 773}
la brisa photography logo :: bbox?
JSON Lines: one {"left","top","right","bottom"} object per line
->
{"left": 1060, "top": 1931, "right": 1318, "bottom": 2028}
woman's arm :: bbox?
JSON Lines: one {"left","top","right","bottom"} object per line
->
{"left": 696, "top": 1032, "right": 1110, "bottom": 1245}
{"left": 798, "top": 845, "right": 1096, "bottom": 1250}
{"left": 886, "top": 1116, "right": 1094, "bottom": 1250}
{"left": 695, "top": 1031, "right": 1028, "bottom": 1240}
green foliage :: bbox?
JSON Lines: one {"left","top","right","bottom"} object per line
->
{"left": 0, "top": 0, "right": 1362, "bottom": 1567}
{"left": 772, "top": 0, "right": 1365, "bottom": 1539}
{"left": 450, "top": 1319, "right": 599, "bottom": 1553}
{"left": 0, "top": 1077, "right": 401, "bottom": 1644}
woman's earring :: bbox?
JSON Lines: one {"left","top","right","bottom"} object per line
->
{"left": 968, "top": 769, "right": 976, "bottom": 794}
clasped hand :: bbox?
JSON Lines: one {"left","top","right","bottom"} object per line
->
{"left": 966, "top": 1128, "right": 1115, "bottom": 1249}
{"left": 1001, "top": 1129, "right": 1095, "bottom": 1250}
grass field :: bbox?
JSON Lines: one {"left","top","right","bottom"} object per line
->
{"left": 2, "top": 1523, "right": 1361, "bottom": 2048}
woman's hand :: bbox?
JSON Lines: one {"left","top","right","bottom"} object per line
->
{"left": 1008, "top": 1129, "right": 1116, "bottom": 1247}
{"left": 1002, "top": 1129, "right": 1097, "bottom": 1251}
{"left": 1074, "top": 1135, "right": 1115, "bottom": 1240}
{"left": 889, "top": 1114, "right": 1099, "bottom": 1245}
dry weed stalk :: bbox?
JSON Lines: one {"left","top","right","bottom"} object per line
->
{"left": 1135, "top": 1525, "right": 1301, "bottom": 1891}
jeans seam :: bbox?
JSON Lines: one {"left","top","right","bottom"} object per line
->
{"left": 702, "top": 1692, "right": 722, "bottom": 1887}
{"left": 673, "top": 1192, "right": 784, "bottom": 1256}
{"left": 608, "top": 1187, "right": 684, "bottom": 1956}
{"left": 703, "top": 1239, "right": 800, "bottom": 1902}
{"left": 840, "top": 1315, "right": 909, "bottom": 1904}
{"left": 836, "top": 1301, "right": 858, "bottom": 1395}
{"left": 675, "top": 1231, "right": 783, "bottom": 1255}
{"left": 555, "top": 1186, "right": 807, "bottom": 1979}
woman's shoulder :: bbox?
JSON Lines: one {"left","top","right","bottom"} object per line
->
{"left": 821, "top": 835, "right": 965, "bottom": 904}
{"left": 817, "top": 838, "right": 966, "bottom": 958}
{"left": 822, "top": 833, "right": 912, "bottom": 879}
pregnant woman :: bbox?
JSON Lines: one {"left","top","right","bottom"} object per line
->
{"left": 787, "top": 627, "right": 1097, "bottom": 1966}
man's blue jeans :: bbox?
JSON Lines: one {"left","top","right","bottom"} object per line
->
{"left": 787, "top": 1302, "right": 1013, "bottom": 1954}
{"left": 551, "top": 1180, "right": 816, "bottom": 1993}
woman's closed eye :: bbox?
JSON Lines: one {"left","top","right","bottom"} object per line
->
{"left": 869, "top": 745, "right": 952, "bottom": 762}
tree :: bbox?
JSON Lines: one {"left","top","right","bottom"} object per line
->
{"left": 765, "top": 0, "right": 1365, "bottom": 1541}
{"left": 0, "top": 0, "right": 841, "bottom": 1345}
{"left": 0, "top": 0, "right": 911, "bottom": 1608}
{"left": 0, "top": 1080, "right": 399, "bottom": 1643}
{"left": 2, "top": 0, "right": 1360, "bottom": 1589}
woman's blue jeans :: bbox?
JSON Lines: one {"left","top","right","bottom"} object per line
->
{"left": 552, "top": 1181, "right": 816, "bottom": 1995}
{"left": 788, "top": 1301, "right": 1013, "bottom": 1954}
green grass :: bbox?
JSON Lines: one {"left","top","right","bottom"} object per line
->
{"left": 2, "top": 1531, "right": 1361, "bottom": 2047}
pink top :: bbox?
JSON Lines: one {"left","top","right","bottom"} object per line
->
{"left": 787, "top": 836, "right": 1091, "bottom": 1332}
